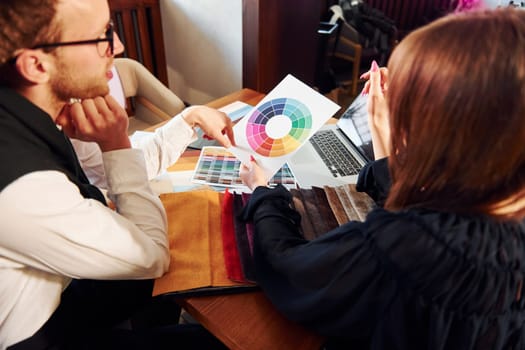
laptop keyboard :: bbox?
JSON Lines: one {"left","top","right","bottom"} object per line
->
{"left": 309, "top": 130, "right": 362, "bottom": 177}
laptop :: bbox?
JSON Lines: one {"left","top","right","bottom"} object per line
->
{"left": 288, "top": 92, "right": 374, "bottom": 187}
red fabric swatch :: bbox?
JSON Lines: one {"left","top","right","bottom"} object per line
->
{"left": 241, "top": 192, "right": 255, "bottom": 255}
{"left": 221, "top": 189, "right": 244, "bottom": 282}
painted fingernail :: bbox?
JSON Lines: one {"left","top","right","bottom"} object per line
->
{"left": 371, "top": 60, "right": 379, "bottom": 72}
{"left": 250, "top": 155, "right": 256, "bottom": 162}
{"left": 359, "top": 73, "right": 367, "bottom": 80}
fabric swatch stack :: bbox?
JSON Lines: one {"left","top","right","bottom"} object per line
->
{"left": 221, "top": 185, "right": 375, "bottom": 285}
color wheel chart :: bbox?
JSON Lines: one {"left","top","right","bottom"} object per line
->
{"left": 229, "top": 74, "right": 341, "bottom": 184}
{"left": 192, "top": 147, "right": 296, "bottom": 188}
{"left": 246, "top": 98, "right": 312, "bottom": 157}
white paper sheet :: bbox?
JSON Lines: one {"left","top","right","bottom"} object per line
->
{"left": 228, "top": 74, "right": 340, "bottom": 181}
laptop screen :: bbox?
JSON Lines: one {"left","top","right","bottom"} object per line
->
{"left": 336, "top": 92, "right": 375, "bottom": 161}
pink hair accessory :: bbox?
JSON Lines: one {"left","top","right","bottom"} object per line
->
{"left": 454, "top": 0, "right": 485, "bottom": 13}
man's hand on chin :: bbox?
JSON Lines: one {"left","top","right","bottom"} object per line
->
{"left": 56, "top": 95, "right": 131, "bottom": 152}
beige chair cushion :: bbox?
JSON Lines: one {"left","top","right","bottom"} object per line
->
{"left": 114, "top": 58, "right": 185, "bottom": 132}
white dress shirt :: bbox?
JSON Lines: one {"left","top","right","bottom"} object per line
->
{"left": 0, "top": 85, "right": 197, "bottom": 348}
{"left": 0, "top": 113, "right": 197, "bottom": 349}
{"left": 71, "top": 113, "right": 197, "bottom": 188}
{"left": 0, "top": 148, "right": 169, "bottom": 348}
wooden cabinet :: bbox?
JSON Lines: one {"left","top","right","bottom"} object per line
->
{"left": 242, "top": 0, "right": 325, "bottom": 93}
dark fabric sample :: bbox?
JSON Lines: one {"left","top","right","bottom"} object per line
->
{"left": 220, "top": 190, "right": 244, "bottom": 282}
{"left": 299, "top": 188, "right": 328, "bottom": 238}
{"left": 233, "top": 193, "right": 256, "bottom": 282}
{"left": 343, "top": 184, "right": 375, "bottom": 221}
{"left": 334, "top": 185, "right": 361, "bottom": 221}
{"left": 312, "top": 186, "right": 339, "bottom": 232}
{"left": 241, "top": 193, "right": 255, "bottom": 255}
{"left": 289, "top": 188, "right": 317, "bottom": 240}
{"left": 323, "top": 186, "right": 349, "bottom": 225}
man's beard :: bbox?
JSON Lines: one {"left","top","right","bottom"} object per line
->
{"left": 50, "top": 58, "right": 110, "bottom": 102}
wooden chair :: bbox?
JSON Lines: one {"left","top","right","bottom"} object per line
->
{"left": 331, "top": 40, "right": 362, "bottom": 98}
{"left": 326, "top": 21, "right": 363, "bottom": 99}
{"left": 111, "top": 58, "right": 185, "bottom": 134}
{"left": 109, "top": 0, "right": 169, "bottom": 86}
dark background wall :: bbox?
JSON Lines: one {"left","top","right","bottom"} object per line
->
{"left": 242, "top": 0, "right": 453, "bottom": 93}
{"left": 364, "top": 0, "right": 452, "bottom": 37}
{"left": 242, "top": 0, "right": 324, "bottom": 93}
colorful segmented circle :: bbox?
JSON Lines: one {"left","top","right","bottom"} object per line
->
{"left": 245, "top": 98, "right": 312, "bottom": 157}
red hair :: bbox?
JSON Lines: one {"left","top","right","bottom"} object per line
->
{"left": 385, "top": 8, "right": 525, "bottom": 220}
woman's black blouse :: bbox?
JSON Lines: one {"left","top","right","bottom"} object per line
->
{"left": 241, "top": 158, "right": 525, "bottom": 350}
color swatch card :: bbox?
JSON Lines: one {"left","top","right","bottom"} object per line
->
{"left": 228, "top": 74, "right": 340, "bottom": 182}
{"left": 192, "top": 146, "right": 296, "bottom": 189}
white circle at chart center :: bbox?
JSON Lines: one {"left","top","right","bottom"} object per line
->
{"left": 265, "top": 115, "right": 292, "bottom": 139}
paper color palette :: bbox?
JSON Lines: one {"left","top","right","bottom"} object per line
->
{"left": 229, "top": 74, "right": 340, "bottom": 182}
{"left": 246, "top": 98, "right": 312, "bottom": 157}
{"left": 192, "top": 147, "right": 296, "bottom": 188}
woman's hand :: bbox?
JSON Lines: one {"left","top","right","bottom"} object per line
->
{"left": 239, "top": 156, "right": 268, "bottom": 190}
{"left": 361, "top": 61, "right": 391, "bottom": 158}
{"left": 56, "top": 95, "right": 131, "bottom": 152}
{"left": 181, "top": 106, "right": 235, "bottom": 148}
{"left": 360, "top": 62, "right": 389, "bottom": 94}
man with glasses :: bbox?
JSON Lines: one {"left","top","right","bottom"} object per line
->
{"left": 0, "top": 1, "right": 231, "bottom": 349}
{"left": 33, "top": 20, "right": 116, "bottom": 57}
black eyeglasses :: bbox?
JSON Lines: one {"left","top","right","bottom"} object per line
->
{"left": 32, "top": 21, "right": 114, "bottom": 57}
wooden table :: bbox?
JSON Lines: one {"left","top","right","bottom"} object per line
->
{"left": 157, "top": 88, "right": 325, "bottom": 350}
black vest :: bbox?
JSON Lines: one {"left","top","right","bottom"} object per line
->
{"left": 0, "top": 87, "right": 106, "bottom": 205}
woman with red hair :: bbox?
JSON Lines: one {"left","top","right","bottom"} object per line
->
{"left": 240, "top": 7, "right": 525, "bottom": 350}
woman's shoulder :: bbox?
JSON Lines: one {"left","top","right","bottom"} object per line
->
{"left": 365, "top": 208, "right": 525, "bottom": 266}
{"left": 361, "top": 208, "right": 525, "bottom": 315}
